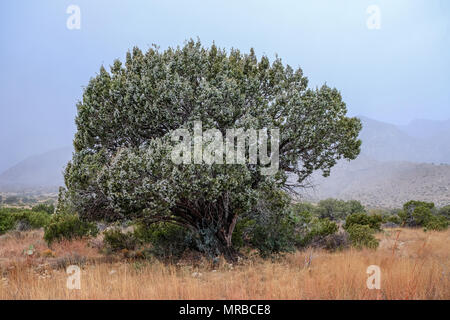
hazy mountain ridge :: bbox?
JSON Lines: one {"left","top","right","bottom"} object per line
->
{"left": 358, "top": 117, "right": 450, "bottom": 164}
{"left": 306, "top": 155, "right": 450, "bottom": 208}
{"left": 0, "top": 147, "right": 72, "bottom": 192}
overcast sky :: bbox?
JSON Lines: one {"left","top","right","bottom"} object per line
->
{"left": 0, "top": 0, "right": 449, "bottom": 171}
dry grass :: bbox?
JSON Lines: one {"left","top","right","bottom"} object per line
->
{"left": 0, "top": 228, "right": 449, "bottom": 299}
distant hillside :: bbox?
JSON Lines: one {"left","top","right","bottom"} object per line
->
{"left": 304, "top": 156, "right": 450, "bottom": 208}
{"left": 358, "top": 117, "right": 450, "bottom": 164}
{"left": 0, "top": 147, "right": 72, "bottom": 192}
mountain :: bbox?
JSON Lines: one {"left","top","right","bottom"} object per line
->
{"left": 358, "top": 116, "right": 450, "bottom": 164}
{"left": 297, "top": 116, "right": 450, "bottom": 208}
{"left": 398, "top": 118, "right": 450, "bottom": 140}
{"left": 0, "top": 147, "right": 72, "bottom": 192}
{"left": 305, "top": 155, "right": 450, "bottom": 208}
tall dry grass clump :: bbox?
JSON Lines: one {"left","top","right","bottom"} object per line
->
{"left": 0, "top": 228, "right": 448, "bottom": 299}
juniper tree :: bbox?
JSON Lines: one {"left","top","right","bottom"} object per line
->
{"left": 63, "top": 39, "right": 362, "bottom": 259}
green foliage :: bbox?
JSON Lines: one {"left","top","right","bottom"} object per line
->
{"left": 344, "top": 213, "right": 382, "bottom": 231}
{"left": 103, "top": 228, "right": 138, "bottom": 252}
{"left": 0, "top": 208, "right": 51, "bottom": 234}
{"left": 0, "top": 209, "right": 16, "bottom": 234}
{"left": 316, "top": 199, "right": 365, "bottom": 221}
{"left": 400, "top": 201, "right": 435, "bottom": 227}
{"left": 233, "top": 193, "right": 339, "bottom": 256}
{"left": 424, "top": 215, "right": 449, "bottom": 231}
{"left": 438, "top": 205, "right": 450, "bottom": 220}
{"left": 32, "top": 203, "right": 55, "bottom": 215}
{"left": 134, "top": 223, "right": 192, "bottom": 259}
{"left": 44, "top": 214, "right": 98, "bottom": 245}
{"left": 291, "top": 202, "right": 317, "bottom": 216}
{"left": 346, "top": 224, "right": 379, "bottom": 249}
{"left": 248, "top": 212, "right": 297, "bottom": 257}
{"left": 384, "top": 214, "right": 402, "bottom": 225}
{"left": 298, "top": 217, "right": 339, "bottom": 247}
{"left": 63, "top": 39, "right": 362, "bottom": 257}
{"left": 399, "top": 201, "right": 448, "bottom": 231}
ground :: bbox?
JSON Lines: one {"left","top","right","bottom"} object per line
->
{"left": 0, "top": 228, "right": 448, "bottom": 299}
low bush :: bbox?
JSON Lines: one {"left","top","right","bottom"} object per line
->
{"left": 0, "top": 208, "right": 51, "bottom": 234}
{"left": 134, "top": 223, "right": 192, "bottom": 259}
{"left": 32, "top": 203, "right": 55, "bottom": 215}
{"left": 234, "top": 200, "right": 340, "bottom": 257}
{"left": 383, "top": 214, "right": 402, "bottom": 225}
{"left": 399, "top": 200, "right": 435, "bottom": 227}
{"left": 346, "top": 224, "right": 379, "bottom": 249}
{"left": 424, "top": 215, "right": 449, "bottom": 231}
{"left": 103, "top": 228, "right": 138, "bottom": 252}
{"left": 439, "top": 205, "right": 450, "bottom": 220}
{"left": 310, "top": 231, "right": 350, "bottom": 250}
{"left": 399, "top": 201, "right": 448, "bottom": 230}
{"left": 44, "top": 214, "right": 98, "bottom": 245}
{"left": 344, "top": 213, "right": 382, "bottom": 231}
{"left": 315, "top": 199, "right": 365, "bottom": 221}
{"left": 299, "top": 217, "right": 339, "bottom": 247}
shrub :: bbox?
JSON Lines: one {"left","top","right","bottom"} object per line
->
{"left": 44, "top": 214, "right": 98, "bottom": 245}
{"left": 438, "top": 205, "right": 450, "bottom": 220}
{"left": 316, "top": 199, "right": 365, "bottom": 221}
{"left": 249, "top": 213, "right": 296, "bottom": 257}
{"left": 310, "top": 231, "right": 350, "bottom": 251}
{"left": 300, "top": 217, "right": 338, "bottom": 247}
{"left": 425, "top": 215, "right": 449, "bottom": 231}
{"left": 0, "top": 208, "right": 51, "bottom": 234}
{"left": 103, "top": 228, "right": 138, "bottom": 252}
{"left": 400, "top": 200, "right": 435, "bottom": 227}
{"left": 346, "top": 224, "right": 379, "bottom": 249}
{"left": 234, "top": 201, "right": 340, "bottom": 256}
{"left": 18, "top": 210, "right": 51, "bottom": 230}
{"left": 344, "top": 213, "right": 382, "bottom": 231}
{"left": 291, "top": 202, "right": 317, "bottom": 216}
{"left": 0, "top": 209, "right": 16, "bottom": 234}
{"left": 383, "top": 214, "right": 402, "bottom": 225}
{"left": 133, "top": 222, "right": 192, "bottom": 259}
{"left": 32, "top": 203, "right": 55, "bottom": 215}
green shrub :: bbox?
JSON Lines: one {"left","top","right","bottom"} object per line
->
{"left": 249, "top": 213, "right": 296, "bottom": 257}
{"left": 103, "top": 228, "right": 138, "bottom": 252}
{"left": 234, "top": 203, "right": 340, "bottom": 256}
{"left": 44, "top": 214, "right": 98, "bottom": 245}
{"left": 344, "top": 213, "right": 382, "bottom": 231}
{"left": 400, "top": 200, "right": 435, "bottom": 227}
{"left": 19, "top": 211, "right": 51, "bottom": 229}
{"left": 383, "top": 214, "right": 402, "bottom": 225}
{"left": 316, "top": 199, "right": 366, "bottom": 221}
{"left": 425, "top": 215, "right": 449, "bottom": 231}
{"left": 299, "top": 217, "right": 338, "bottom": 246}
{"left": 134, "top": 223, "right": 192, "bottom": 259}
{"left": 32, "top": 203, "right": 55, "bottom": 215}
{"left": 291, "top": 202, "right": 317, "bottom": 216}
{"left": 346, "top": 224, "right": 379, "bottom": 249}
{"left": 439, "top": 205, "right": 450, "bottom": 220}
{"left": 0, "top": 209, "right": 16, "bottom": 234}
{"left": 0, "top": 208, "right": 51, "bottom": 234}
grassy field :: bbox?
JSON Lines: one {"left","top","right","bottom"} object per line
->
{"left": 0, "top": 228, "right": 448, "bottom": 299}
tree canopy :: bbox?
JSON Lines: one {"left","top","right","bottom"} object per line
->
{"left": 63, "top": 39, "right": 362, "bottom": 258}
